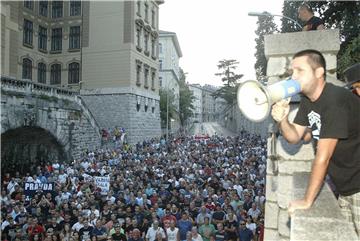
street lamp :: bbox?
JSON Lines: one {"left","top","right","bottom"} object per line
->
{"left": 248, "top": 11, "right": 302, "bottom": 29}
{"left": 166, "top": 81, "right": 169, "bottom": 141}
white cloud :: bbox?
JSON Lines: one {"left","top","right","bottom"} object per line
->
{"left": 159, "top": 0, "right": 284, "bottom": 87}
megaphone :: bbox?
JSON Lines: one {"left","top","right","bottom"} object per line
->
{"left": 237, "top": 79, "right": 301, "bottom": 122}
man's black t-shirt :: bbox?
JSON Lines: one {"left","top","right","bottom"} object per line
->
{"left": 79, "top": 226, "right": 94, "bottom": 240}
{"left": 294, "top": 83, "right": 360, "bottom": 195}
{"left": 304, "top": 16, "right": 324, "bottom": 31}
{"left": 112, "top": 232, "right": 127, "bottom": 241}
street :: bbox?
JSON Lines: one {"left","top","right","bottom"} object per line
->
{"left": 191, "top": 122, "right": 236, "bottom": 137}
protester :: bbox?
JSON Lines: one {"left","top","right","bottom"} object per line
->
{"left": 298, "top": 3, "right": 325, "bottom": 31}
{"left": 1, "top": 131, "right": 267, "bottom": 241}
{"left": 271, "top": 49, "right": 360, "bottom": 236}
{"left": 344, "top": 63, "right": 360, "bottom": 96}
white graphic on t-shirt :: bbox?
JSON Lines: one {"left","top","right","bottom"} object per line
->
{"left": 307, "top": 110, "right": 321, "bottom": 140}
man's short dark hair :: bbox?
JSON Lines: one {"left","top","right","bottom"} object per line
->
{"left": 299, "top": 3, "right": 313, "bottom": 14}
{"left": 293, "top": 49, "right": 326, "bottom": 80}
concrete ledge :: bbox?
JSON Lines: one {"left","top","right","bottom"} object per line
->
{"left": 265, "top": 201, "right": 279, "bottom": 229}
{"left": 278, "top": 159, "right": 312, "bottom": 175}
{"left": 264, "top": 228, "right": 280, "bottom": 240}
{"left": 290, "top": 172, "right": 358, "bottom": 241}
{"left": 264, "top": 29, "right": 340, "bottom": 58}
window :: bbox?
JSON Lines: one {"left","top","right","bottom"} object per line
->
{"left": 38, "top": 26, "right": 47, "bottom": 51}
{"left": 137, "top": 1, "right": 141, "bottom": 16}
{"left": 151, "top": 69, "right": 156, "bottom": 90}
{"left": 159, "top": 60, "right": 162, "bottom": 70}
{"left": 39, "top": 1, "right": 48, "bottom": 16}
{"left": 52, "top": 1, "right": 63, "bottom": 18}
{"left": 144, "top": 65, "right": 149, "bottom": 88}
{"left": 151, "top": 9, "right": 156, "bottom": 27}
{"left": 51, "top": 28, "right": 62, "bottom": 52}
{"left": 144, "top": 2, "right": 149, "bottom": 22}
{"left": 136, "top": 26, "right": 142, "bottom": 51}
{"left": 136, "top": 60, "right": 142, "bottom": 86}
{"left": 151, "top": 38, "right": 156, "bottom": 58}
{"left": 38, "top": 63, "right": 46, "bottom": 83}
{"left": 50, "top": 64, "right": 61, "bottom": 84}
{"left": 68, "top": 62, "right": 80, "bottom": 84}
{"left": 159, "top": 43, "right": 162, "bottom": 53}
{"left": 70, "top": 0, "right": 81, "bottom": 16}
{"left": 23, "top": 19, "right": 33, "bottom": 46}
{"left": 144, "top": 31, "right": 149, "bottom": 53}
{"left": 22, "top": 58, "right": 32, "bottom": 80}
{"left": 24, "top": 0, "right": 33, "bottom": 10}
{"left": 69, "top": 26, "right": 80, "bottom": 49}
{"left": 159, "top": 77, "right": 162, "bottom": 87}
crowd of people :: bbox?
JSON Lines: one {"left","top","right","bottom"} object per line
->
{"left": 1, "top": 131, "right": 267, "bottom": 241}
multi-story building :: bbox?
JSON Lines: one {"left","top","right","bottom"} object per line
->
{"left": 1, "top": 0, "right": 164, "bottom": 143}
{"left": 188, "top": 84, "right": 203, "bottom": 123}
{"left": 158, "top": 30, "right": 182, "bottom": 133}
{"left": 188, "top": 84, "right": 222, "bottom": 123}
{"left": 201, "top": 84, "right": 216, "bottom": 122}
{"left": 1, "top": 1, "right": 83, "bottom": 87}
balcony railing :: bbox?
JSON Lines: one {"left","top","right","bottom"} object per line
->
{"left": 1, "top": 76, "right": 79, "bottom": 100}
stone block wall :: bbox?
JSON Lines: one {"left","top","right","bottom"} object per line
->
{"left": 1, "top": 86, "right": 101, "bottom": 161}
{"left": 81, "top": 93, "right": 161, "bottom": 144}
{"left": 221, "top": 104, "right": 271, "bottom": 138}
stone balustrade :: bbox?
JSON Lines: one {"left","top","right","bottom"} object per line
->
{"left": 1, "top": 75, "right": 79, "bottom": 100}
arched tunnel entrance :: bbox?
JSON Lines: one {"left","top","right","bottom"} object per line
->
{"left": 1, "top": 126, "right": 67, "bottom": 175}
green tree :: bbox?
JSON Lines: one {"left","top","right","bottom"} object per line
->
{"left": 338, "top": 35, "right": 360, "bottom": 80}
{"left": 212, "top": 59, "right": 243, "bottom": 105}
{"left": 178, "top": 69, "right": 195, "bottom": 126}
{"left": 254, "top": 14, "right": 278, "bottom": 84}
{"left": 159, "top": 88, "right": 176, "bottom": 129}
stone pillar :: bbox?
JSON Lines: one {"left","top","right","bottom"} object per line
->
{"left": 263, "top": 29, "right": 357, "bottom": 241}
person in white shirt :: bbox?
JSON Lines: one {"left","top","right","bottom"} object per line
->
{"left": 245, "top": 216, "right": 256, "bottom": 235}
{"left": 247, "top": 203, "right": 261, "bottom": 220}
{"left": 58, "top": 169, "right": 68, "bottom": 184}
{"left": 166, "top": 220, "right": 180, "bottom": 241}
{"left": 106, "top": 191, "right": 116, "bottom": 204}
{"left": 72, "top": 216, "right": 84, "bottom": 232}
{"left": 146, "top": 220, "right": 166, "bottom": 241}
{"left": 7, "top": 179, "right": 18, "bottom": 195}
{"left": 190, "top": 227, "right": 203, "bottom": 241}
{"left": 233, "top": 182, "right": 243, "bottom": 199}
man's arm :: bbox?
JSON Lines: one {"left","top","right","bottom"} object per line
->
{"left": 278, "top": 118, "right": 307, "bottom": 144}
{"left": 288, "top": 138, "right": 338, "bottom": 214}
{"left": 271, "top": 100, "right": 307, "bottom": 144}
{"left": 316, "top": 24, "right": 325, "bottom": 30}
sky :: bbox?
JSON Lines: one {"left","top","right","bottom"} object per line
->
{"left": 159, "top": 0, "right": 285, "bottom": 87}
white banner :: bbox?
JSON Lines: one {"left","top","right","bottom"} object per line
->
{"left": 94, "top": 176, "right": 110, "bottom": 195}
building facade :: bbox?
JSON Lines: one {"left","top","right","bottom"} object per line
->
{"left": 158, "top": 30, "right": 182, "bottom": 133}
{"left": 1, "top": 0, "right": 164, "bottom": 144}
{"left": 188, "top": 84, "right": 220, "bottom": 124}
{"left": 1, "top": 1, "right": 82, "bottom": 88}
{"left": 201, "top": 84, "right": 216, "bottom": 122}
{"left": 188, "top": 84, "right": 203, "bottom": 123}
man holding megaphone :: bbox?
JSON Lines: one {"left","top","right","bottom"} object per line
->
{"left": 271, "top": 49, "right": 360, "bottom": 236}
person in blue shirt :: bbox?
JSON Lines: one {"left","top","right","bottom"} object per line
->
{"left": 178, "top": 212, "right": 193, "bottom": 241}
{"left": 238, "top": 221, "right": 253, "bottom": 241}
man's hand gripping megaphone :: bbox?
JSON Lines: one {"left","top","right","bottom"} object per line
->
{"left": 271, "top": 98, "right": 291, "bottom": 122}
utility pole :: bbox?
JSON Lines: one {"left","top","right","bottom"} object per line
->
{"left": 166, "top": 79, "right": 169, "bottom": 141}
